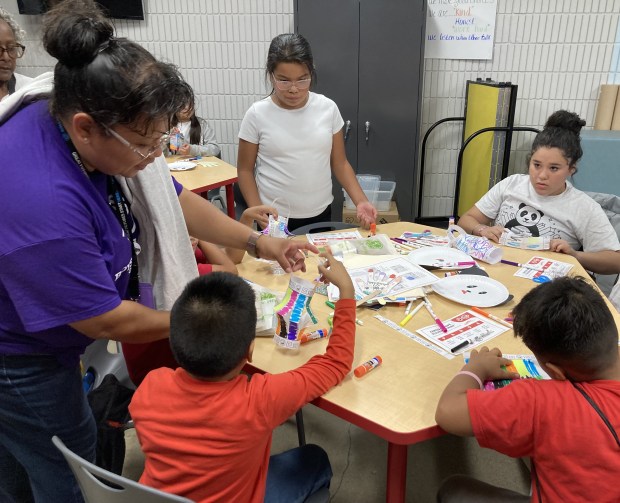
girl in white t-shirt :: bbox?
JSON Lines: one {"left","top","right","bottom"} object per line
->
{"left": 237, "top": 33, "right": 377, "bottom": 231}
{"left": 459, "top": 110, "right": 620, "bottom": 275}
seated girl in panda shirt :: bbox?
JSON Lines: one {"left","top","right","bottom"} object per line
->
{"left": 458, "top": 110, "right": 620, "bottom": 275}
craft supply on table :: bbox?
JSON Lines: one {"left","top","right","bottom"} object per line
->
{"left": 431, "top": 274, "right": 510, "bottom": 308}
{"left": 354, "top": 355, "right": 383, "bottom": 377}
{"left": 448, "top": 227, "right": 503, "bottom": 264}
{"left": 300, "top": 328, "right": 330, "bottom": 344}
{"left": 423, "top": 296, "right": 447, "bottom": 333}
{"left": 374, "top": 315, "right": 455, "bottom": 360}
{"left": 508, "top": 256, "right": 574, "bottom": 281}
{"left": 499, "top": 231, "right": 551, "bottom": 250}
{"left": 470, "top": 306, "right": 513, "bottom": 329}
{"left": 416, "top": 309, "right": 510, "bottom": 354}
{"left": 450, "top": 339, "right": 471, "bottom": 353}
{"left": 406, "top": 245, "right": 476, "bottom": 270}
{"left": 399, "top": 301, "right": 425, "bottom": 327}
{"left": 167, "top": 161, "right": 197, "bottom": 171}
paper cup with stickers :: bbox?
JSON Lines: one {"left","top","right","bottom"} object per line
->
{"left": 273, "top": 276, "right": 318, "bottom": 350}
{"left": 448, "top": 225, "right": 502, "bottom": 264}
{"left": 454, "top": 234, "right": 503, "bottom": 264}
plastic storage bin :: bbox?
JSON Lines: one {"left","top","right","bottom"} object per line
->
{"left": 345, "top": 180, "right": 396, "bottom": 211}
{"left": 343, "top": 174, "right": 381, "bottom": 209}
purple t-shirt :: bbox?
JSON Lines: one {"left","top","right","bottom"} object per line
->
{"left": 0, "top": 100, "right": 181, "bottom": 366}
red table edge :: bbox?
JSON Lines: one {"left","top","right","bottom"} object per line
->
{"left": 190, "top": 177, "right": 238, "bottom": 219}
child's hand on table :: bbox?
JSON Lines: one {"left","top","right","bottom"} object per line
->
{"left": 463, "top": 346, "right": 519, "bottom": 382}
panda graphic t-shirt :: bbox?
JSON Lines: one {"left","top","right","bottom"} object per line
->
{"left": 475, "top": 174, "right": 620, "bottom": 253}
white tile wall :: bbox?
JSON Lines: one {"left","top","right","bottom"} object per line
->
{"left": 6, "top": 0, "right": 619, "bottom": 217}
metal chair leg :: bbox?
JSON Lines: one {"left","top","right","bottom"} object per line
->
{"left": 295, "top": 409, "right": 306, "bottom": 446}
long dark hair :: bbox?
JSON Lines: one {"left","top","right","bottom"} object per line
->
{"left": 188, "top": 113, "right": 201, "bottom": 145}
{"left": 527, "top": 110, "right": 586, "bottom": 173}
{"left": 42, "top": 0, "right": 193, "bottom": 133}
{"left": 265, "top": 33, "right": 317, "bottom": 92}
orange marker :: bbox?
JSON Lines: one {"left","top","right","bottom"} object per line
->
{"left": 354, "top": 355, "right": 383, "bottom": 377}
{"left": 368, "top": 223, "right": 377, "bottom": 237}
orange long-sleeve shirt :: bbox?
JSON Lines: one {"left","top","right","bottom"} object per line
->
{"left": 129, "top": 298, "right": 356, "bottom": 503}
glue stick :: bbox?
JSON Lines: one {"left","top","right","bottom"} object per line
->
{"left": 300, "top": 328, "right": 330, "bottom": 344}
{"left": 354, "top": 356, "right": 383, "bottom": 377}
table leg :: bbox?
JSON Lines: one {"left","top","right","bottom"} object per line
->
{"left": 225, "top": 184, "right": 235, "bottom": 219}
{"left": 386, "top": 442, "right": 407, "bottom": 503}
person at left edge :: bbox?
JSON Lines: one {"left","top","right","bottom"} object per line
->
{"left": 0, "top": 7, "right": 33, "bottom": 101}
{"left": 0, "top": 1, "right": 317, "bottom": 501}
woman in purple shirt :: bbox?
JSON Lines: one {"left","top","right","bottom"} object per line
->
{"left": 0, "top": 1, "right": 316, "bottom": 501}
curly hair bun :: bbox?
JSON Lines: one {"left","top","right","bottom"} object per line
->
{"left": 43, "top": 0, "right": 114, "bottom": 68}
{"left": 545, "top": 110, "right": 586, "bottom": 136}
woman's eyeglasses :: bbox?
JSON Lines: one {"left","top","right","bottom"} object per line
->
{"left": 273, "top": 78, "right": 312, "bottom": 91}
{"left": 102, "top": 125, "right": 169, "bottom": 160}
{"left": 0, "top": 44, "right": 25, "bottom": 59}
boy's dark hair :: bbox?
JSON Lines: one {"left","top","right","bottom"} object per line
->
{"left": 170, "top": 272, "right": 257, "bottom": 379}
{"left": 43, "top": 0, "right": 193, "bottom": 134}
{"left": 513, "top": 276, "right": 618, "bottom": 375}
{"left": 527, "top": 110, "right": 586, "bottom": 173}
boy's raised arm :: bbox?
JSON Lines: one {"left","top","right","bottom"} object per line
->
{"left": 435, "top": 347, "right": 518, "bottom": 436}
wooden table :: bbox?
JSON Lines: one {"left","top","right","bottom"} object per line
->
{"left": 166, "top": 156, "right": 238, "bottom": 218}
{"left": 238, "top": 221, "right": 620, "bottom": 502}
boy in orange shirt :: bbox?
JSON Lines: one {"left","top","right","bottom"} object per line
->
{"left": 435, "top": 276, "right": 620, "bottom": 502}
{"left": 129, "top": 253, "right": 356, "bottom": 502}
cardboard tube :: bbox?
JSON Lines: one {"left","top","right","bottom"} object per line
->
{"left": 594, "top": 84, "right": 619, "bottom": 130}
{"left": 612, "top": 86, "right": 620, "bottom": 131}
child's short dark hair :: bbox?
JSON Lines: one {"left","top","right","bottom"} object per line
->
{"left": 170, "top": 272, "right": 257, "bottom": 378}
{"left": 513, "top": 276, "right": 618, "bottom": 374}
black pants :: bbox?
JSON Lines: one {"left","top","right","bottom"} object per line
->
{"left": 286, "top": 206, "right": 332, "bottom": 233}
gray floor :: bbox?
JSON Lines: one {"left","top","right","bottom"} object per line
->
{"left": 123, "top": 403, "right": 531, "bottom": 502}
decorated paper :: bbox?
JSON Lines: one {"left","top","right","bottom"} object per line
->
{"left": 273, "top": 276, "right": 318, "bottom": 350}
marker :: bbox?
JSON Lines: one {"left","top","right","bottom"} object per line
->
{"left": 404, "top": 300, "right": 414, "bottom": 314}
{"left": 423, "top": 297, "right": 448, "bottom": 333}
{"left": 300, "top": 328, "right": 330, "bottom": 344}
{"left": 325, "top": 300, "right": 336, "bottom": 309}
{"left": 354, "top": 356, "right": 383, "bottom": 377}
{"left": 399, "top": 301, "right": 424, "bottom": 326}
{"left": 451, "top": 339, "right": 471, "bottom": 353}
{"left": 471, "top": 306, "right": 513, "bottom": 329}
{"left": 183, "top": 155, "right": 202, "bottom": 161}
{"left": 368, "top": 223, "right": 377, "bottom": 237}
{"left": 500, "top": 259, "right": 546, "bottom": 272}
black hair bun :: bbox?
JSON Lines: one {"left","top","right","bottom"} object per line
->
{"left": 545, "top": 110, "right": 586, "bottom": 136}
{"left": 43, "top": 0, "right": 114, "bottom": 68}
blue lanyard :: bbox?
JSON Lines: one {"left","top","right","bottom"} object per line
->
{"left": 56, "top": 120, "right": 141, "bottom": 301}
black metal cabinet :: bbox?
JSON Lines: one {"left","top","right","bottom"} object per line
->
{"left": 295, "top": 0, "right": 426, "bottom": 221}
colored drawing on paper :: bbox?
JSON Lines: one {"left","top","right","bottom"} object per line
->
{"left": 273, "top": 276, "right": 318, "bottom": 349}
{"left": 346, "top": 256, "right": 438, "bottom": 300}
{"left": 464, "top": 353, "right": 551, "bottom": 390}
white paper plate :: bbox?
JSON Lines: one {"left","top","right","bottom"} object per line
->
{"left": 168, "top": 161, "right": 197, "bottom": 171}
{"left": 406, "top": 246, "right": 474, "bottom": 270}
{"left": 431, "top": 275, "right": 510, "bottom": 307}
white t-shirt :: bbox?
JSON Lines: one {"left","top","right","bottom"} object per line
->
{"left": 238, "top": 92, "right": 343, "bottom": 219}
{"left": 476, "top": 174, "right": 620, "bottom": 252}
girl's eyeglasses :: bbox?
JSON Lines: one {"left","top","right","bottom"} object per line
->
{"left": 273, "top": 78, "right": 311, "bottom": 91}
